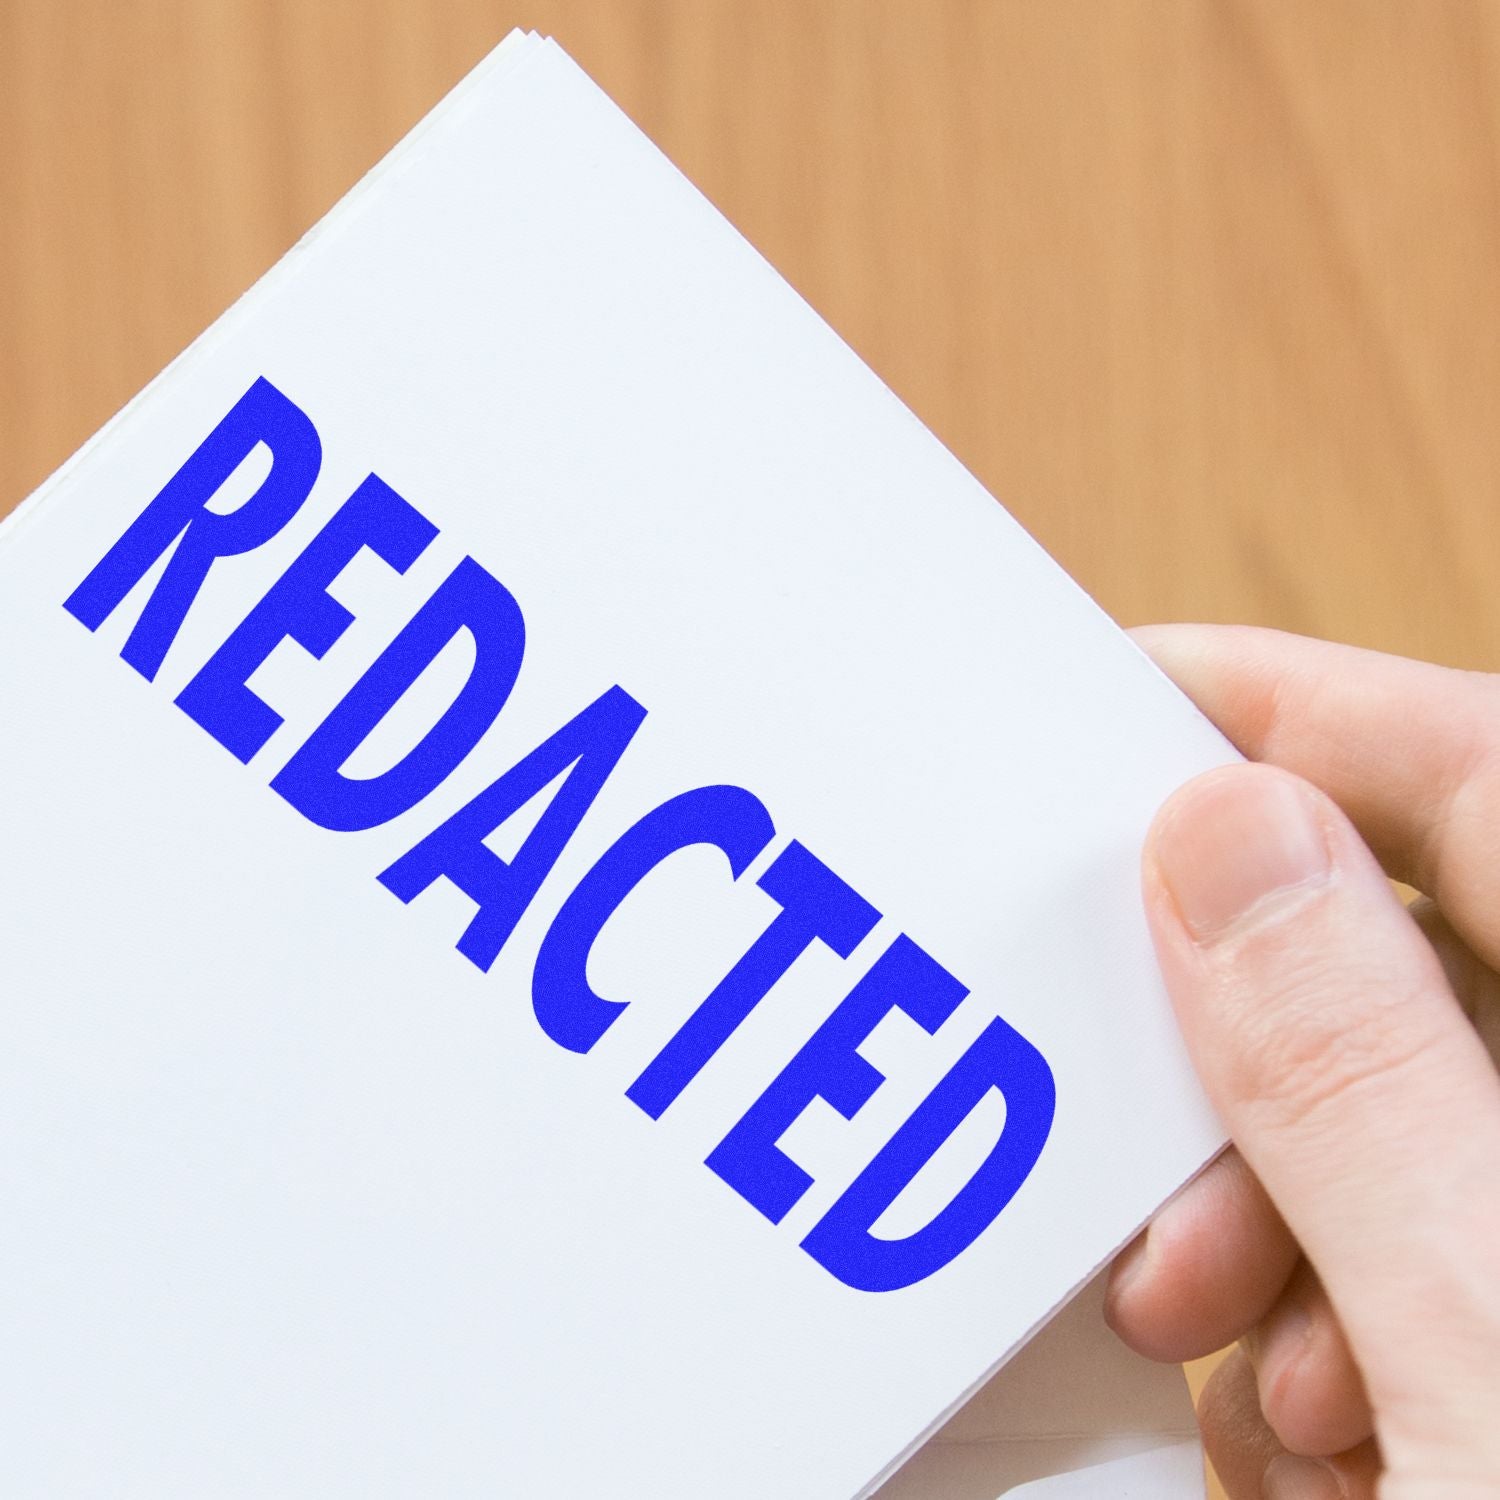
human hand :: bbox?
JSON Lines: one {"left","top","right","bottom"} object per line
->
{"left": 1104, "top": 625, "right": 1500, "bottom": 1500}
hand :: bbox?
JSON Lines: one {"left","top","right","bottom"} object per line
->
{"left": 1104, "top": 625, "right": 1500, "bottom": 1500}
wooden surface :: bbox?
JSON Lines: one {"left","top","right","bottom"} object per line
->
{"left": 6, "top": 3, "right": 1500, "bottom": 1494}
{"left": 5, "top": 0, "right": 1499, "bottom": 671}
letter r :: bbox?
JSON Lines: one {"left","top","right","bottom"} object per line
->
{"left": 63, "top": 377, "right": 321, "bottom": 680}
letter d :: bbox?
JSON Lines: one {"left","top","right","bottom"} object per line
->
{"left": 801, "top": 1016, "right": 1055, "bottom": 1292}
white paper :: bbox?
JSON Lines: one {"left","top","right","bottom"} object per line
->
{"left": 0, "top": 31, "right": 1225, "bottom": 1498}
{"left": 880, "top": 1272, "right": 1204, "bottom": 1496}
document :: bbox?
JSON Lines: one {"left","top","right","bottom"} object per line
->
{"left": 0, "top": 31, "right": 1226, "bottom": 1497}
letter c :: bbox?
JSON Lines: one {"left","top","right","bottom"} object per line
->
{"left": 531, "top": 785, "right": 776, "bottom": 1054}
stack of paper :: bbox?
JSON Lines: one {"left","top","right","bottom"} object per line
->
{"left": 0, "top": 31, "right": 1229, "bottom": 1497}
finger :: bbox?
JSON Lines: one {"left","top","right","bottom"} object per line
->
{"left": 1130, "top": 623, "right": 1500, "bottom": 971}
{"left": 1409, "top": 898, "right": 1500, "bottom": 1066}
{"left": 1243, "top": 1260, "right": 1372, "bottom": 1459}
{"left": 1199, "top": 1346, "right": 1381, "bottom": 1500}
{"left": 1145, "top": 762, "right": 1500, "bottom": 1467}
{"left": 1106, "top": 1147, "right": 1299, "bottom": 1361}
{"left": 1198, "top": 1348, "right": 1285, "bottom": 1500}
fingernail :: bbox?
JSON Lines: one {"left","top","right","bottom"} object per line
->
{"left": 1263, "top": 1453, "right": 1344, "bottom": 1500}
{"left": 1153, "top": 771, "right": 1331, "bottom": 942}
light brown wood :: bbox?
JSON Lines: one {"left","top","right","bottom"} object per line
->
{"left": 5, "top": 0, "right": 1498, "bottom": 670}
{"left": 7, "top": 4, "right": 1500, "bottom": 1494}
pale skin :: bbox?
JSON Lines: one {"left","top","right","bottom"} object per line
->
{"left": 1104, "top": 625, "right": 1500, "bottom": 1500}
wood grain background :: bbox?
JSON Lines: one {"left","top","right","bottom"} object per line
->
{"left": 5, "top": 3, "right": 1499, "bottom": 1494}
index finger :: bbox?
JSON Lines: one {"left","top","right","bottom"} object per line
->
{"left": 1130, "top": 624, "right": 1500, "bottom": 970}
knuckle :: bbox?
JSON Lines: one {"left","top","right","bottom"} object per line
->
{"left": 1222, "top": 963, "right": 1444, "bottom": 1141}
{"left": 1259, "top": 1326, "right": 1371, "bottom": 1458}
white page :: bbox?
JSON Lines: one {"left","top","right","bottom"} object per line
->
{"left": 0, "top": 32, "right": 1228, "bottom": 1498}
{"left": 879, "top": 1271, "right": 1203, "bottom": 1496}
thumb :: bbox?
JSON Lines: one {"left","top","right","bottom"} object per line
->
{"left": 1144, "top": 763, "right": 1500, "bottom": 1476}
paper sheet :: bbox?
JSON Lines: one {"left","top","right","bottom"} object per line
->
{"left": 0, "top": 31, "right": 1225, "bottom": 1497}
{"left": 881, "top": 1272, "right": 1204, "bottom": 1496}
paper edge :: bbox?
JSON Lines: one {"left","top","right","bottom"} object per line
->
{"left": 0, "top": 27, "right": 544, "bottom": 558}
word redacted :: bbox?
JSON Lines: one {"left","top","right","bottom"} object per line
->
{"left": 0, "top": 30, "right": 1231, "bottom": 1500}
{"left": 63, "top": 373, "right": 1058, "bottom": 1295}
